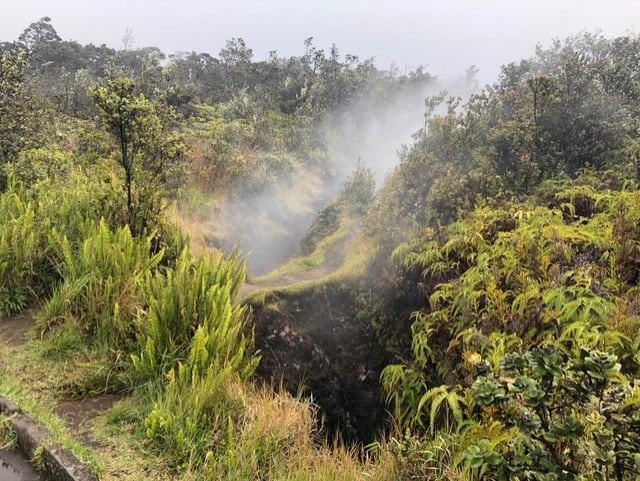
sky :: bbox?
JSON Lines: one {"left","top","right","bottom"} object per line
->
{"left": 1, "top": 0, "right": 638, "bottom": 84}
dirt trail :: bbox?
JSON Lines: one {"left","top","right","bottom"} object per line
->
{"left": 0, "top": 311, "right": 36, "bottom": 347}
{"left": 0, "top": 313, "right": 117, "bottom": 449}
{"left": 239, "top": 219, "right": 361, "bottom": 298}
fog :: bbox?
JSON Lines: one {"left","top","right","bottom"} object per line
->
{"left": 4, "top": 1, "right": 637, "bottom": 273}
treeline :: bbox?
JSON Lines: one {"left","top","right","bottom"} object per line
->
{"left": 1, "top": 16, "right": 434, "bottom": 128}
{"left": 368, "top": 33, "right": 640, "bottom": 255}
{"left": 1, "top": 17, "right": 439, "bottom": 269}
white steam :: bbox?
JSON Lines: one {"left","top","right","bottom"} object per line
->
{"left": 220, "top": 70, "right": 480, "bottom": 275}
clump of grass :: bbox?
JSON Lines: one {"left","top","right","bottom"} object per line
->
{"left": 0, "top": 414, "right": 17, "bottom": 450}
{"left": 38, "top": 220, "right": 163, "bottom": 349}
{"left": 132, "top": 248, "right": 254, "bottom": 382}
{"left": 0, "top": 184, "right": 42, "bottom": 315}
{"left": 202, "top": 383, "right": 398, "bottom": 481}
{"left": 0, "top": 170, "right": 126, "bottom": 316}
{"left": 131, "top": 249, "right": 259, "bottom": 469}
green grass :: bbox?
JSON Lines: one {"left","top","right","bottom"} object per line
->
{"left": 0, "top": 333, "right": 399, "bottom": 481}
{"left": 0, "top": 333, "right": 190, "bottom": 480}
{"left": 0, "top": 414, "right": 17, "bottom": 450}
{"left": 240, "top": 216, "right": 374, "bottom": 302}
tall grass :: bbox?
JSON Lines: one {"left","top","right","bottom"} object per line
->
{"left": 0, "top": 186, "right": 39, "bottom": 314}
{"left": 0, "top": 170, "right": 127, "bottom": 315}
{"left": 202, "top": 383, "right": 398, "bottom": 481}
{"left": 132, "top": 249, "right": 259, "bottom": 467}
{"left": 132, "top": 249, "right": 254, "bottom": 381}
{"left": 39, "top": 220, "right": 163, "bottom": 348}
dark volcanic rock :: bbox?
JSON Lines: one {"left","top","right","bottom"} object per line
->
{"left": 250, "top": 283, "right": 389, "bottom": 444}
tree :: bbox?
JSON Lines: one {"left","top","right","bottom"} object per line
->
{"left": 219, "top": 37, "right": 253, "bottom": 65}
{"left": 0, "top": 46, "right": 39, "bottom": 188}
{"left": 90, "top": 77, "right": 185, "bottom": 235}
{"left": 18, "top": 17, "right": 61, "bottom": 49}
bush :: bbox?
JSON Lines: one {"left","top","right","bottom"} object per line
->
{"left": 381, "top": 182, "right": 640, "bottom": 479}
{"left": 0, "top": 185, "right": 39, "bottom": 315}
{"left": 0, "top": 171, "right": 123, "bottom": 315}
{"left": 299, "top": 204, "right": 341, "bottom": 256}
{"left": 470, "top": 347, "right": 640, "bottom": 480}
{"left": 337, "top": 162, "right": 375, "bottom": 215}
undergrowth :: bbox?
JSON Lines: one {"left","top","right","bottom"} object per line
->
{"left": 382, "top": 181, "right": 640, "bottom": 480}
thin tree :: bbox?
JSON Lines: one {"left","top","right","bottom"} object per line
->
{"left": 90, "top": 77, "right": 184, "bottom": 235}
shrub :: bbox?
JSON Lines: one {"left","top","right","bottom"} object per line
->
{"left": 382, "top": 182, "right": 640, "bottom": 479}
{"left": 299, "top": 203, "right": 341, "bottom": 256}
{"left": 0, "top": 186, "right": 39, "bottom": 315}
{"left": 337, "top": 162, "right": 375, "bottom": 216}
{"left": 470, "top": 347, "right": 640, "bottom": 480}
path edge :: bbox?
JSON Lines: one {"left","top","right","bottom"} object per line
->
{"left": 0, "top": 396, "right": 99, "bottom": 481}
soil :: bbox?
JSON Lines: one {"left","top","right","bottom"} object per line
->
{"left": 52, "top": 395, "right": 120, "bottom": 448}
{"left": 0, "top": 311, "right": 37, "bottom": 347}
{"left": 0, "top": 312, "right": 117, "bottom": 449}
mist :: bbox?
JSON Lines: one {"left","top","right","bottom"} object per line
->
{"left": 219, "top": 68, "right": 480, "bottom": 275}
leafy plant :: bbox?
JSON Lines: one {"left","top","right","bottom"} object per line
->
{"left": 90, "top": 77, "right": 185, "bottom": 236}
{"left": 472, "top": 347, "right": 640, "bottom": 480}
{"left": 461, "top": 438, "right": 502, "bottom": 481}
{"left": 39, "top": 219, "right": 163, "bottom": 348}
{"left": 135, "top": 249, "right": 259, "bottom": 468}
{"left": 337, "top": 161, "right": 376, "bottom": 215}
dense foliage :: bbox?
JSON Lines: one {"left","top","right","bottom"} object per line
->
{"left": 361, "top": 33, "right": 640, "bottom": 481}
{"left": 382, "top": 179, "right": 640, "bottom": 479}
{"left": 367, "top": 34, "right": 640, "bottom": 257}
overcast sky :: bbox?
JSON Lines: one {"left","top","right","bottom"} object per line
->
{"left": 2, "top": 0, "right": 638, "bottom": 84}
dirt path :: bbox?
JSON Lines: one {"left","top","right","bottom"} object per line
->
{"left": 0, "top": 311, "right": 37, "bottom": 347}
{"left": 0, "top": 312, "right": 118, "bottom": 449}
{"left": 239, "top": 219, "right": 361, "bottom": 298}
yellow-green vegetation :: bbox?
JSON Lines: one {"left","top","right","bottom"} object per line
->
{"left": 382, "top": 178, "right": 640, "bottom": 479}
{"left": 252, "top": 216, "right": 353, "bottom": 283}
{"left": 1, "top": 323, "right": 395, "bottom": 481}
{"left": 246, "top": 219, "right": 373, "bottom": 301}
{"left": 0, "top": 171, "right": 395, "bottom": 480}
{"left": 252, "top": 162, "right": 376, "bottom": 286}
{"left": 0, "top": 414, "right": 16, "bottom": 450}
